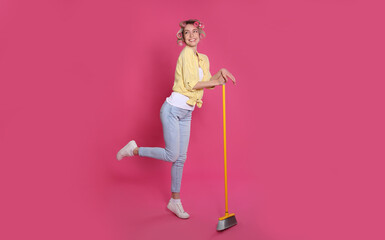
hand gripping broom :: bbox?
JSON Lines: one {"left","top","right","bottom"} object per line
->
{"left": 217, "top": 85, "right": 237, "bottom": 231}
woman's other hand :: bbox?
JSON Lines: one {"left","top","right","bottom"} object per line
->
{"left": 220, "top": 68, "right": 236, "bottom": 85}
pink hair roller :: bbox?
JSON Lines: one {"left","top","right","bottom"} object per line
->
{"left": 180, "top": 21, "right": 187, "bottom": 28}
{"left": 194, "top": 21, "right": 199, "bottom": 27}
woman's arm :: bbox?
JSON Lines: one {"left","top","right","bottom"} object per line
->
{"left": 192, "top": 79, "right": 220, "bottom": 90}
{"left": 192, "top": 68, "right": 236, "bottom": 90}
{"left": 192, "top": 72, "right": 226, "bottom": 90}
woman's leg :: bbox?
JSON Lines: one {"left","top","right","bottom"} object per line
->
{"left": 167, "top": 109, "right": 192, "bottom": 219}
{"left": 171, "top": 109, "right": 192, "bottom": 196}
{"left": 138, "top": 101, "right": 180, "bottom": 162}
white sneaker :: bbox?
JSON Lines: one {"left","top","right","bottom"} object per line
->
{"left": 116, "top": 140, "right": 138, "bottom": 160}
{"left": 167, "top": 199, "right": 190, "bottom": 219}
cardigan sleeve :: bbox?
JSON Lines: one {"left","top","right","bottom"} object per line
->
{"left": 181, "top": 48, "right": 199, "bottom": 91}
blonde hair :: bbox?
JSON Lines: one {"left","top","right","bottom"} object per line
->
{"left": 176, "top": 19, "right": 206, "bottom": 46}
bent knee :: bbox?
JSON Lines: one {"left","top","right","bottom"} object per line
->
{"left": 166, "top": 153, "right": 179, "bottom": 162}
{"left": 178, "top": 153, "right": 187, "bottom": 162}
{"left": 174, "top": 154, "right": 187, "bottom": 166}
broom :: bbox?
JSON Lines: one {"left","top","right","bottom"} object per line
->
{"left": 217, "top": 84, "right": 237, "bottom": 231}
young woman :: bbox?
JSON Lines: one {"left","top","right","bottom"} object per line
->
{"left": 117, "top": 19, "right": 236, "bottom": 219}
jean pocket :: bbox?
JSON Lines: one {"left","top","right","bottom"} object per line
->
{"left": 171, "top": 105, "right": 190, "bottom": 119}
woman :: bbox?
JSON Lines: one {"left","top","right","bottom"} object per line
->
{"left": 117, "top": 19, "right": 236, "bottom": 219}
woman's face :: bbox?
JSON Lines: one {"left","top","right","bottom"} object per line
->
{"left": 183, "top": 24, "right": 200, "bottom": 47}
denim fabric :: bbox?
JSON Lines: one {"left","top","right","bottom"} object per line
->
{"left": 138, "top": 101, "right": 192, "bottom": 193}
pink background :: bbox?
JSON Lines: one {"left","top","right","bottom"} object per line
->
{"left": 1, "top": 0, "right": 384, "bottom": 239}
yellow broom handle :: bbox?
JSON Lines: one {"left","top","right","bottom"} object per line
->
{"left": 222, "top": 84, "right": 229, "bottom": 215}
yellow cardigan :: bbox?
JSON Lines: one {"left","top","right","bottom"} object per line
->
{"left": 172, "top": 46, "right": 213, "bottom": 108}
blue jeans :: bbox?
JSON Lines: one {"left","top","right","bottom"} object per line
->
{"left": 138, "top": 101, "right": 192, "bottom": 193}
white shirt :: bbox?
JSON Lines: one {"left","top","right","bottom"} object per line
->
{"left": 166, "top": 67, "right": 204, "bottom": 111}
